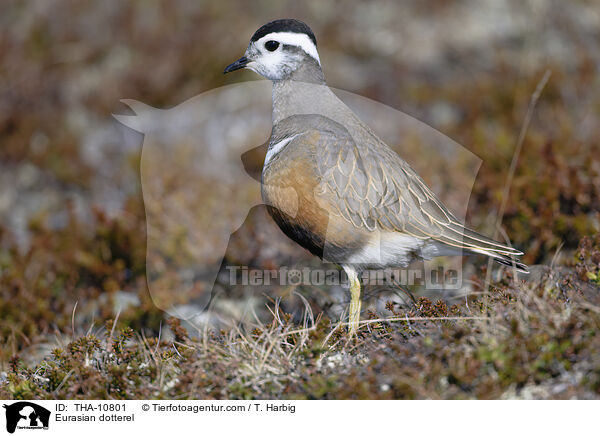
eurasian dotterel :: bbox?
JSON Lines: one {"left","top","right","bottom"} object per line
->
{"left": 224, "top": 19, "right": 527, "bottom": 334}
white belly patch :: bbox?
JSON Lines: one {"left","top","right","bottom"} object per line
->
{"left": 345, "top": 232, "right": 460, "bottom": 268}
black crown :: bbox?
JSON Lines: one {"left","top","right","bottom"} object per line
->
{"left": 251, "top": 19, "right": 317, "bottom": 46}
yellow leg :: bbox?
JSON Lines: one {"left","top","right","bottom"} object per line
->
{"left": 344, "top": 266, "right": 362, "bottom": 335}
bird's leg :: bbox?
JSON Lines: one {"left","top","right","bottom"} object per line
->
{"left": 349, "top": 275, "right": 362, "bottom": 335}
{"left": 343, "top": 266, "right": 362, "bottom": 335}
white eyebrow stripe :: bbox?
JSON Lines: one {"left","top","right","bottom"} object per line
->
{"left": 265, "top": 133, "right": 303, "bottom": 165}
{"left": 256, "top": 32, "right": 321, "bottom": 65}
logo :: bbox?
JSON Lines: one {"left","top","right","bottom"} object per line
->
{"left": 114, "top": 82, "right": 480, "bottom": 321}
{"left": 3, "top": 402, "right": 50, "bottom": 433}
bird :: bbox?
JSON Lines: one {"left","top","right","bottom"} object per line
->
{"left": 224, "top": 18, "right": 527, "bottom": 334}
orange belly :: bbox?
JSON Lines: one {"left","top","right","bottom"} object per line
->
{"left": 262, "top": 153, "right": 367, "bottom": 261}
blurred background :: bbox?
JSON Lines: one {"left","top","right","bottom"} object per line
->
{"left": 1, "top": 0, "right": 599, "bottom": 366}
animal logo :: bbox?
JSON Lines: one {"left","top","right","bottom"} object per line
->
{"left": 114, "top": 80, "right": 480, "bottom": 322}
{"left": 3, "top": 402, "right": 50, "bottom": 433}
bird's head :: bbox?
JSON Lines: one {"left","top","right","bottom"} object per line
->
{"left": 224, "top": 19, "right": 323, "bottom": 82}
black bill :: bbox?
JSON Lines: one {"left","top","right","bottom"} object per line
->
{"left": 223, "top": 56, "right": 249, "bottom": 74}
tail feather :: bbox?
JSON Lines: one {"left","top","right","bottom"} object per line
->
{"left": 470, "top": 247, "right": 529, "bottom": 273}
{"left": 443, "top": 223, "right": 524, "bottom": 256}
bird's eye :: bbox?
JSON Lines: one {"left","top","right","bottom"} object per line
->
{"left": 264, "top": 40, "right": 280, "bottom": 51}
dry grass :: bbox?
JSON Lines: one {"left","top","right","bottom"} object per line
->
{"left": 2, "top": 249, "right": 599, "bottom": 399}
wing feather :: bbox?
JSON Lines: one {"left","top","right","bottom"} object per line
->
{"left": 274, "top": 114, "right": 524, "bottom": 261}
